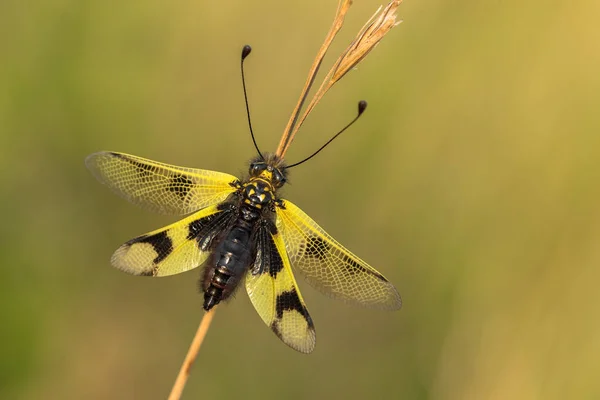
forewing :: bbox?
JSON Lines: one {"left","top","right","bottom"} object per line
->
{"left": 245, "top": 222, "right": 316, "bottom": 353}
{"left": 86, "top": 151, "right": 238, "bottom": 215}
{"left": 276, "top": 199, "right": 402, "bottom": 310}
{"left": 112, "top": 204, "right": 236, "bottom": 276}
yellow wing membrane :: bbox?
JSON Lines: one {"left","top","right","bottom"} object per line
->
{"left": 246, "top": 223, "right": 316, "bottom": 353}
{"left": 86, "top": 152, "right": 238, "bottom": 215}
{"left": 276, "top": 199, "right": 402, "bottom": 310}
{"left": 112, "top": 204, "right": 236, "bottom": 276}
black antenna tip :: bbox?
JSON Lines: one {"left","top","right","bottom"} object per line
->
{"left": 358, "top": 100, "right": 368, "bottom": 115}
{"left": 242, "top": 45, "right": 252, "bottom": 60}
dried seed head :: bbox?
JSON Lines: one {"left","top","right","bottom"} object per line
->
{"left": 275, "top": 0, "right": 403, "bottom": 158}
{"left": 331, "top": 0, "right": 402, "bottom": 83}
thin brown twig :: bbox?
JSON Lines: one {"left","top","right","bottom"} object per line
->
{"left": 275, "top": 0, "right": 402, "bottom": 159}
{"left": 167, "top": 309, "right": 216, "bottom": 400}
{"left": 275, "top": 0, "right": 352, "bottom": 158}
{"left": 292, "top": 0, "right": 402, "bottom": 136}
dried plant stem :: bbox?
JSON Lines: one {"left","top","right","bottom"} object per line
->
{"left": 168, "top": 309, "right": 216, "bottom": 400}
{"left": 293, "top": 0, "right": 402, "bottom": 135}
{"left": 275, "top": 0, "right": 352, "bottom": 158}
{"left": 274, "top": 0, "right": 402, "bottom": 159}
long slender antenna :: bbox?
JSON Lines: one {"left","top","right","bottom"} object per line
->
{"left": 285, "top": 100, "right": 367, "bottom": 169}
{"left": 241, "top": 45, "right": 264, "bottom": 160}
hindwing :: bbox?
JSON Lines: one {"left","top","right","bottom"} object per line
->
{"left": 112, "top": 204, "right": 236, "bottom": 277}
{"left": 245, "top": 221, "right": 316, "bottom": 353}
{"left": 275, "top": 199, "right": 402, "bottom": 310}
{"left": 86, "top": 151, "right": 238, "bottom": 215}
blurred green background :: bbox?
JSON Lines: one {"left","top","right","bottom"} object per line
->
{"left": 2, "top": 0, "right": 600, "bottom": 398}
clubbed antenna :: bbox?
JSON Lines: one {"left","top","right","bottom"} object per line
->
{"left": 285, "top": 100, "right": 368, "bottom": 169}
{"left": 241, "top": 45, "right": 265, "bottom": 160}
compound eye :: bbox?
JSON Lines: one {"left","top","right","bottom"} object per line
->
{"left": 273, "top": 171, "right": 286, "bottom": 186}
{"left": 251, "top": 162, "right": 268, "bottom": 177}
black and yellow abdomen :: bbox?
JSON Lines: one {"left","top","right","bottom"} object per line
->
{"left": 202, "top": 176, "right": 275, "bottom": 310}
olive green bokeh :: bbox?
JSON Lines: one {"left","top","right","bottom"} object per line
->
{"left": 2, "top": 0, "right": 600, "bottom": 399}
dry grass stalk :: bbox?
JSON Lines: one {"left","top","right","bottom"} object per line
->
{"left": 168, "top": 309, "right": 216, "bottom": 400}
{"left": 275, "top": 0, "right": 353, "bottom": 158}
{"left": 275, "top": 0, "right": 403, "bottom": 158}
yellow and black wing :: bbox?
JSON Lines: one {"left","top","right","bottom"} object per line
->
{"left": 85, "top": 151, "right": 238, "bottom": 215}
{"left": 245, "top": 222, "right": 316, "bottom": 353}
{"left": 275, "top": 199, "right": 402, "bottom": 310}
{"left": 112, "top": 203, "right": 237, "bottom": 276}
